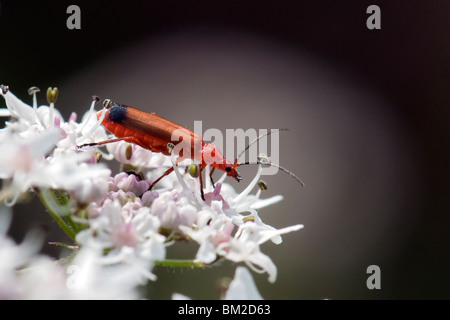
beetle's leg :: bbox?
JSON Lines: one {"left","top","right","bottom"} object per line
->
{"left": 149, "top": 167, "right": 174, "bottom": 190}
{"left": 148, "top": 156, "right": 185, "bottom": 190}
{"left": 199, "top": 167, "right": 205, "bottom": 201}
{"left": 78, "top": 137, "right": 150, "bottom": 150}
{"left": 209, "top": 167, "right": 216, "bottom": 189}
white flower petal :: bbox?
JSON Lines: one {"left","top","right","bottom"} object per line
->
{"left": 225, "top": 267, "right": 263, "bottom": 300}
{"left": 258, "top": 224, "right": 304, "bottom": 245}
{"left": 196, "top": 240, "right": 217, "bottom": 264}
{"left": 172, "top": 293, "right": 192, "bottom": 300}
{"left": 246, "top": 251, "right": 278, "bottom": 283}
{"left": 250, "top": 195, "right": 284, "bottom": 210}
{"left": 0, "top": 108, "right": 11, "bottom": 117}
{"left": 2, "top": 91, "right": 35, "bottom": 123}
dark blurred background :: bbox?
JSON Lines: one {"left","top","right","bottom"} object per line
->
{"left": 1, "top": 0, "right": 449, "bottom": 299}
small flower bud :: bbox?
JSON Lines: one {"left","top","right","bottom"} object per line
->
{"left": 258, "top": 153, "right": 271, "bottom": 167}
{"left": 243, "top": 215, "right": 255, "bottom": 223}
{"left": 27, "top": 86, "right": 40, "bottom": 95}
{"left": 167, "top": 142, "right": 175, "bottom": 154}
{"left": 46, "top": 87, "right": 59, "bottom": 104}
{"left": 258, "top": 180, "right": 268, "bottom": 190}
{"left": 125, "top": 170, "right": 145, "bottom": 181}
{"left": 189, "top": 163, "right": 200, "bottom": 178}
{"left": 1, "top": 85, "right": 9, "bottom": 94}
{"left": 94, "top": 152, "right": 103, "bottom": 163}
{"left": 125, "top": 144, "right": 133, "bottom": 160}
{"left": 103, "top": 99, "right": 112, "bottom": 109}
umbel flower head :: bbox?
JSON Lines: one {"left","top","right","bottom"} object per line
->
{"left": 0, "top": 85, "right": 303, "bottom": 299}
{"left": 0, "top": 86, "right": 111, "bottom": 205}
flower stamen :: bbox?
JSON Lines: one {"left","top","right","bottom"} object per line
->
{"left": 233, "top": 165, "right": 262, "bottom": 204}
{"left": 1, "top": 84, "right": 9, "bottom": 94}
{"left": 28, "top": 86, "right": 41, "bottom": 125}
{"left": 79, "top": 95, "right": 100, "bottom": 133}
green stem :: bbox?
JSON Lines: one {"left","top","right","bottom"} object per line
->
{"left": 37, "top": 188, "right": 77, "bottom": 241}
{"left": 45, "top": 205, "right": 76, "bottom": 241}
{"left": 154, "top": 259, "right": 206, "bottom": 268}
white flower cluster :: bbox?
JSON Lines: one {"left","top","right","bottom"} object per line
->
{"left": 0, "top": 86, "right": 303, "bottom": 299}
{"left": 0, "top": 207, "right": 141, "bottom": 299}
{"left": 0, "top": 87, "right": 110, "bottom": 205}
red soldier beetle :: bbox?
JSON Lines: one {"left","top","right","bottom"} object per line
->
{"left": 79, "top": 99, "right": 304, "bottom": 199}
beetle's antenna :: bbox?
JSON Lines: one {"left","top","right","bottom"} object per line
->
{"left": 237, "top": 161, "right": 305, "bottom": 187}
{"left": 235, "top": 128, "right": 289, "bottom": 164}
